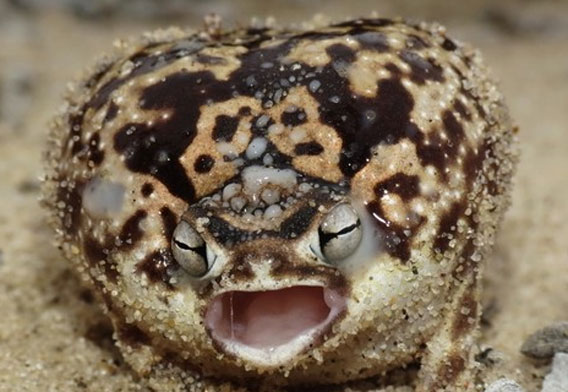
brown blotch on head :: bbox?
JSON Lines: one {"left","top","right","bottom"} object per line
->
{"left": 442, "top": 38, "right": 458, "bottom": 51}
{"left": 195, "top": 54, "right": 226, "bottom": 65}
{"left": 367, "top": 173, "right": 424, "bottom": 261}
{"left": 238, "top": 106, "right": 252, "bottom": 116}
{"left": 452, "top": 231, "right": 479, "bottom": 281}
{"left": 141, "top": 182, "right": 154, "bottom": 197}
{"left": 226, "top": 251, "right": 256, "bottom": 281}
{"left": 87, "top": 132, "right": 105, "bottom": 166}
{"left": 281, "top": 107, "right": 307, "bottom": 127}
{"left": 451, "top": 289, "right": 478, "bottom": 339}
{"left": 366, "top": 199, "right": 425, "bottom": 262}
{"left": 373, "top": 172, "right": 420, "bottom": 201}
{"left": 463, "top": 136, "right": 495, "bottom": 194}
{"left": 160, "top": 206, "right": 178, "bottom": 240}
{"left": 83, "top": 236, "right": 118, "bottom": 282}
{"left": 434, "top": 201, "right": 466, "bottom": 254}
{"left": 406, "top": 34, "right": 429, "bottom": 50}
{"left": 399, "top": 51, "right": 445, "bottom": 85}
{"left": 434, "top": 351, "right": 466, "bottom": 388}
{"left": 354, "top": 31, "right": 390, "bottom": 52}
{"left": 136, "top": 250, "right": 175, "bottom": 289}
{"left": 213, "top": 114, "right": 240, "bottom": 142}
{"left": 118, "top": 210, "right": 147, "bottom": 250}
{"left": 194, "top": 154, "right": 215, "bottom": 173}
{"left": 453, "top": 99, "right": 472, "bottom": 121}
{"left": 294, "top": 141, "right": 324, "bottom": 156}
{"left": 415, "top": 110, "right": 466, "bottom": 180}
{"left": 104, "top": 101, "right": 119, "bottom": 123}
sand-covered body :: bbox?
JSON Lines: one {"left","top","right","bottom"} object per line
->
{"left": 43, "top": 18, "right": 517, "bottom": 391}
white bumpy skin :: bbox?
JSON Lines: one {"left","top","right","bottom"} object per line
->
{"left": 43, "top": 17, "right": 518, "bottom": 392}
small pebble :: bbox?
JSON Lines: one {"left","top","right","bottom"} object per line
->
{"left": 542, "top": 352, "right": 568, "bottom": 392}
{"left": 484, "top": 378, "right": 524, "bottom": 392}
{"left": 521, "top": 321, "right": 568, "bottom": 359}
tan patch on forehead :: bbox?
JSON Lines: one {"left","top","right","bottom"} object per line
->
{"left": 266, "top": 87, "right": 343, "bottom": 183}
{"left": 179, "top": 97, "right": 260, "bottom": 198}
{"left": 346, "top": 51, "right": 401, "bottom": 97}
{"left": 351, "top": 141, "right": 422, "bottom": 203}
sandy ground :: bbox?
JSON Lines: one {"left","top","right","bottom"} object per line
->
{"left": 0, "top": 1, "right": 567, "bottom": 391}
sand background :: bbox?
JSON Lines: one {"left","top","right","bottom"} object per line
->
{"left": 0, "top": 0, "right": 567, "bottom": 391}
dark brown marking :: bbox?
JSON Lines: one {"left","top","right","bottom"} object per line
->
{"left": 136, "top": 250, "right": 175, "bottom": 288}
{"left": 227, "top": 252, "right": 256, "bottom": 280}
{"left": 280, "top": 206, "right": 318, "bottom": 238}
{"left": 373, "top": 173, "right": 420, "bottom": 201}
{"left": 118, "top": 210, "right": 147, "bottom": 249}
{"left": 115, "top": 70, "right": 230, "bottom": 202}
{"left": 452, "top": 289, "right": 478, "bottom": 339}
{"left": 194, "top": 154, "right": 215, "bottom": 173}
{"left": 212, "top": 115, "right": 240, "bottom": 142}
{"left": 89, "top": 77, "right": 125, "bottom": 111}
{"left": 367, "top": 173, "right": 423, "bottom": 261}
{"left": 385, "top": 62, "right": 402, "bottom": 75}
{"left": 406, "top": 34, "right": 429, "bottom": 50}
{"left": 294, "top": 141, "right": 324, "bottom": 156}
{"left": 442, "top": 38, "right": 458, "bottom": 51}
{"left": 332, "top": 18, "right": 394, "bottom": 29}
{"left": 434, "top": 201, "right": 466, "bottom": 253}
{"left": 160, "top": 206, "right": 178, "bottom": 240}
{"left": 83, "top": 62, "right": 113, "bottom": 89}
{"left": 325, "top": 43, "right": 357, "bottom": 62}
{"left": 195, "top": 54, "right": 226, "bottom": 65}
{"left": 281, "top": 108, "right": 307, "bottom": 127}
{"left": 117, "top": 324, "right": 151, "bottom": 347}
{"left": 355, "top": 31, "right": 390, "bottom": 52}
{"left": 238, "top": 106, "right": 251, "bottom": 116}
{"left": 317, "top": 75, "right": 420, "bottom": 177}
{"left": 453, "top": 234, "right": 478, "bottom": 281}
{"left": 109, "top": 20, "right": 445, "bottom": 195}
{"left": 414, "top": 111, "right": 465, "bottom": 180}
{"left": 104, "top": 101, "right": 119, "bottom": 123}
{"left": 272, "top": 261, "right": 349, "bottom": 297}
{"left": 83, "top": 236, "right": 117, "bottom": 282}
{"left": 453, "top": 99, "right": 472, "bottom": 121}
{"left": 141, "top": 183, "right": 154, "bottom": 197}
{"left": 87, "top": 133, "right": 104, "bottom": 166}
{"left": 400, "top": 50, "right": 445, "bottom": 85}
{"left": 463, "top": 136, "right": 492, "bottom": 191}
{"left": 434, "top": 352, "right": 466, "bottom": 388}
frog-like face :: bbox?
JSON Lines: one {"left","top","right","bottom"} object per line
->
{"left": 44, "top": 17, "right": 516, "bottom": 388}
{"left": 169, "top": 174, "right": 379, "bottom": 364}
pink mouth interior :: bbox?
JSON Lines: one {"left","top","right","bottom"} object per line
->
{"left": 205, "top": 286, "right": 344, "bottom": 349}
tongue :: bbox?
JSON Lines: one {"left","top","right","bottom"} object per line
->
{"left": 205, "top": 286, "right": 336, "bottom": 349}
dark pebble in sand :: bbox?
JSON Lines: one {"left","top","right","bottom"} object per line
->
{"left": 521, "top": 321, "right": 568, "bottom": 359}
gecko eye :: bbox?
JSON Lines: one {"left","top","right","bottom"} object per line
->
{"left": 172, "top": 220, "right": 209, "bottom": 277}
{"left": 318, "top": 203, "right": 362, "bottom": 264}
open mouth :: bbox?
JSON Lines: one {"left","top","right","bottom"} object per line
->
{"left": 205, "top": 286, "right": 346, "bottom": 356}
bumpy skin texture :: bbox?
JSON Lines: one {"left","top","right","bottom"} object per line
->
{"left": 43, "top": 18, "right": 517, "bottom": 391}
